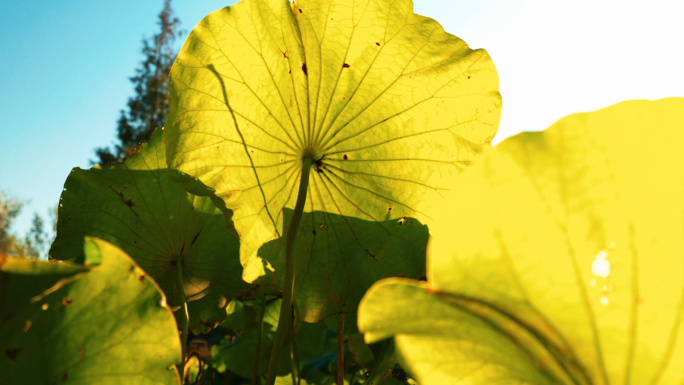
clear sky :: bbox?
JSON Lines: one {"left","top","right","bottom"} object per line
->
{"left": 1, "top": 0, "right": 683, "bottom": 241}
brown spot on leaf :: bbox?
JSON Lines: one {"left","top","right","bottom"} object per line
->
{"left": 298, "top": 8, "right": 302, "bottom": 13}
{"left": 342, "top": 63, "right": 350, "bottom": 68}
{"left": 302, "top": 63, "right": 308, "bottom": 76}
{"left": 22, "top": 320, "right": 32, "bottom": 332}
{"left": 191, "top": 204, "right": 196, "bottom": 210}
{"left": 61, "top": 298, "right": 73, "bottom": 306}
{"left": 76, "top": 346, "right": 85, "bottom": 360}
{"left": 313, "top": 230, "right": 317, "bottom": 235}
{"left": 191, "top": 230, "right": 202, "bottom": 247}
{"left": 343, "top": 154, "right": 348, "bottom": 160}
{"left": 375, "top": 42, "right": 380, "bottom": 46}
{"left": 366, "top": 249, "right": 377, "bottom": 260}
{"left": 5, "top": 349, "right": 20, "bottom": 361}
{"left": 61, "top": 372, "right": 68, "bottom": 381}
{"left": 138, "top": 274, "right": 146, "bottom": 284}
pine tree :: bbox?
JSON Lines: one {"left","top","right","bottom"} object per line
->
{"left": 94, "top": 0, "right": 183, "bottom": 165}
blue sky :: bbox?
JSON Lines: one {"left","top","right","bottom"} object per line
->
{"left": 1, "top": 0, "right": 683, "bottom": 243}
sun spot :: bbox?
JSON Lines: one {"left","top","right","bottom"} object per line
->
{"left": 41, "top": 303, "right": 49, "bottom": 311}
{"left": 591, "top": 250, "right": 610, "bottom": 278}
{"left": 600, "top": 296, "right": 609, "bottom": 305}
{"left": 398, "top": 218, "right": 406, "bottom": 226}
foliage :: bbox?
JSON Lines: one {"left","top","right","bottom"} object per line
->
{"left": 7, "top": 0, "right": 682, "bottom": 383}
{"left": 164, "top": 0, "right": 499, "bottom": 323}
{"left": 1, "top": 238, "right": 181, "bottom": 384}
{"left": 52, "top": 129, "right": 250, "bottom": 330}
{"left": 358, "top": 98, "right": 684, "bottom": 384}
{"left": 93, "top": 0, "right": 183, "bottom": 165}
{"left": 0, "top": 191, "right": 54, "bottom": 259}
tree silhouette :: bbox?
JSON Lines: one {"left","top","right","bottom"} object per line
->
{"left": 93, "top": 0, "right": 183, "bottom": 165}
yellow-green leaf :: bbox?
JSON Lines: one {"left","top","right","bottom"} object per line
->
{"left": 50, "top": 129, "right": 249, "bottom": 329}
{"left": 359, "top": 98, "right": 684, "bottom": 384}
{"left": 165, "top": 0, "right": 500, "bottom": 318}
{"left": 1, "top": 238, "right": 181, "bottom": 384}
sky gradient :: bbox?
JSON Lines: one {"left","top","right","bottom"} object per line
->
{"left": 1, "top": 0, "right": 682, "bottom": 241}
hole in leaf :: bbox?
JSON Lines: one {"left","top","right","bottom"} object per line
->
{"left": 41, "top": 303, "right": 49, "bottom": 311}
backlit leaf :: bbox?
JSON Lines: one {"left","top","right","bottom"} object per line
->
{"left": 359, "top": 99, "right": 684, "bottom": 384}
{"left": 165, "top": 0, "right": 500, "bottom": 319}
{"left": 0, "top": 238, "right": 181, "bottom": 384}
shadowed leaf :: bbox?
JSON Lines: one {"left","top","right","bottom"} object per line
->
{"left": 50, "top": 129, "right": 250, "bottom": 329}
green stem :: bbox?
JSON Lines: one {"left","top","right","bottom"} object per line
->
{"left": 252, "top": 295, "right": 267, "bottom": 385}
{"left": 176, "top": 260, "right": 189, "bottom": 371}
{"left": 337, "top": 315, "right": 345, "bottom": 385}
{"left": 265, "top": 156, "right": 313, "bottom": 385}
{"left": 288, "top": 345, "right": 297, "bottom": 385}
{"left": 293, "top": 339, "right": 302, "bottom": 385}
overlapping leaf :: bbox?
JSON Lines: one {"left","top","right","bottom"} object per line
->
{"left": 165, "top": 0, "right": 500, "bottom": 318}
{"left": 50, "top": 129, "right": 249, "bottom": 324}
{"left": 1, "top": 238, "right": 181, "bottom": 384}
{"left": 359, "top": 99, "right": 684, "bottom": 384}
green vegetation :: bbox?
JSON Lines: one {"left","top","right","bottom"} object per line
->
{"left": 1, "top": 0, "right": 681, "bottom": 384}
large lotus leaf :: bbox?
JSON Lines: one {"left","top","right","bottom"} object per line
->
{"left": 164, "top": 0, "right": 501, "bottom": 287}
{"left": 358, "top": 99, "right": 684, "bottom": 384}
{"left": 0, "top": 238, "right": 181, "bottom": 384}
{"left": 50, "top": 129, "right": 250, "bottom": 323}
{"left": 256, "top": 208, "right": 428, "bottom": 321}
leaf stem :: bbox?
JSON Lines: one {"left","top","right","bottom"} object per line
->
{"left": 176, "top": 260, "right": 189, "bottom": 370}
{"left": 252, "top": 295, "right": 267, "bottom": 385}
{"left": 337, "top": 315, "right": 345, "bottom": 385}
{"left": 265, "top": 156, "right": 313, "bottom": 385}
